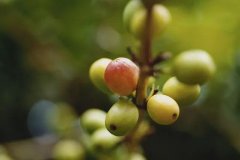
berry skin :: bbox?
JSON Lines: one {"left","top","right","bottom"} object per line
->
{"left": 130, "top": 4, "right": 171, "bottom": 38}
{"left": 89, "top": 58, "right": 112, "bottom": 93}
{"left": 147, "top": 94, "right": 179, "bottom": 125}
{"left": 123, "top": 0, "right": 144, "bottom": 31}
{"left": 105, "top": 99, "right": 139, "bottom": 136}
{"left": 104, "top": 57, "right": 139, "bottom": 96}
{"left": 91, "top": 128, "right": 122, "bottom": 150}
{"left": 162, "top": 77, "right": 201, "bottom": 106}
{"left": 52, "top": 140, "right": 85, "bottom": 160}
{"left": 81, "top": 109, "right": 106, "bottom": 133}
{"left": 173, "top": 50, "right": 215, "bottom": 85}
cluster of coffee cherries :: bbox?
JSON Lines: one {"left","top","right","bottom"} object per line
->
{"left": 79, "top": 108, "right": 148, "bottom": 160}
{"left": 89, "top": 0, "right": 215, "bottom": 137}
{"left": 89, "top": 50, "right": 215, "bottom": 132}
{"left": 79, "top": 0, "right": 216, "bottom": 159}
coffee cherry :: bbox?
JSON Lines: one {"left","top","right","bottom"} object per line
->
{"left": 130, "top": 4, "right": 171, "bottom": 38}
{"left": 91, "top": 128, "right": 122, "bottom": 150}
{"left": 0, "top": 147, "right": 12, "bottom": 160}
{"left": 49, "top": 103, "right": 77, "bottom": 135}
{"left": 105, "top": 99, "right": 139, "bottom": 136}
{"left": 147, "top": 94, "right": 179, "bottom": 125}
{"left": 162, "top": 77, "right": 200, "bottom": 106}
{"left": 147, "top": 76, "right": 156, "bottom": 87}
{"left": 52, "top": 140, "right": 85, "bottom": 160}
{"left": 104, "top": 57, "right": 139, "bottom": 96}
{"left": 0, "top": 154, "right": 12, "bottom": 160}
{"left": 89, "top": 58, "right": 112, "bottom": 93}
{"left": 173, "top": 50, "right": 215, "bottom": 85}
{"left": 123, "top": 0, "right": 144, "bottom": 31}
{"left": 130, "top": 152, "right": 146, "bottom": 160}
{"left": 81, "top": 109, "right": 106, "bottom": 133}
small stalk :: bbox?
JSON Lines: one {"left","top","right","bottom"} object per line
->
{"left": 135, "top": 3, "right": 153, "bottom": 108}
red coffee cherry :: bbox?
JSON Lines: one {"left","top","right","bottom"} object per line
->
{"left": 104, "top": 57, "right": 139, "bottom": 96}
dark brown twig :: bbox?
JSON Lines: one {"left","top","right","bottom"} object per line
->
{"left": 150, "top": 51, "right": 172, "bottom": 66}
{"left": 127, "top": 47, "right": 140, "bottom": 64}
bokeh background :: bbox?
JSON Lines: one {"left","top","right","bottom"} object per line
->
{"left": 0, "top": 0, "right": 240, "bottom": 159}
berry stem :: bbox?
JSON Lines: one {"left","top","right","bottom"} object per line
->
{"left": 136, "top": 2, "right": 153, "bottom": 107}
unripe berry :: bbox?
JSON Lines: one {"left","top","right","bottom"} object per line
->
{"left": 0, "top": 155, "right": 12, "bottom": 160}
{"left": 105, "top": 99, "right": 139, "bottom": 136}
{"left": 130, "top": 152, "right": 146, "bottom": 160}
{"left": 147, "top": 94, "right": 179, "bottom": 125}
{"left": 0, "top": 147, "right": 12, "bottom": 160}
{"left": 49, "top": 103, "right": 77, "bottom": 135}
{"left": 89, "top": 58, "right": 112, "bottom": 93}
{"left": 91, "top": 128, "right": 122, "bottom": 150}
{"left": 162, "top": 77, "right": 201, "bottom": 106}
{"left": 173, "top": 50, "right": 215, "bottom": 85}
{"left": 123, "top": 0, "right": 144, "bottom": 31}
{"left": 52, "top": 140, "right": 85, "bottom": 160}
{"left": 104, "top": 57, "right": 139, "bottom": 96}
{"left": 81, "top": 108, "right": 106, "bottom": 133}
{"left": 130, "top": 4, "right": 171, "bottom": 38}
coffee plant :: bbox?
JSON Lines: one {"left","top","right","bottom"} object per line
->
{"left": 53, "top": 0, "right": 215, "bottom": 159}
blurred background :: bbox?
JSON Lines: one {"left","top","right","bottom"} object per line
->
{"left": 0, "top": 0, "right": 240, "bottom": 159}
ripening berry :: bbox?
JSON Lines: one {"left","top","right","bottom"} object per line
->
{"left": 105, "top": 99, "right": 139, "bottom": 136}
{"left": 173, "top": 50, "right": 216, "bottom": 85}
{"left": 104, "top": 57, "right": 139, "bottom": 96}
{"left": 81, "top": 109, "right": 106, "bottom": 133}
{"left": 147, "top": 94, "right": 179, "bottom": 125}
{"left": 52, "top": 140, "right": 85, "bottom": 160}
{"left": 162, "top": 77, "right": 201, "bottom": 106}
{"left": 130, "top": 4, "right": 171, "bottom": 38}
{"left": 123, "top": 0, "right": 144, "bottom": 31}
{"left": 89, "top": 58, "right": 112, "bottom": 93}
{"left": 91, "top": 128, "right": 122, "bottom": 150}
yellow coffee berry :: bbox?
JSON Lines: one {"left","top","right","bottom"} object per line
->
{"left": 147, "top": 94, "right": 179, "bottom": 125}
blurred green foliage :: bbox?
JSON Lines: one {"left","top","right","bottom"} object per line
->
{"left": 0, "top": 0, "right": 240, "bottom": 159}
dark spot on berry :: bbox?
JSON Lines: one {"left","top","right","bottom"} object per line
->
{"left": 172, "top": 113, "right": 177, "bottom": 119}
{"left": 110, "top": 124, "right": 117, "bottom": 131}
{"left": 95, "top": 144, "right": 103, "bottom": 150}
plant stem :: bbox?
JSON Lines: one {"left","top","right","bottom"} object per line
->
{"left": 125, "top": 2, "right": 155, "bottom": 151}
{"left": 136, "top": 3, "right": 153, "bottom": 108}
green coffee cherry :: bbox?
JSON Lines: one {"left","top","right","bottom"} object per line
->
{"left": 0, "top": 155, "right": 12, "bottom": 160}
{"left": 123, "top": 0, "right": 144, "bottom": 31}
{"left": 105, "top": 99, "right": 139, "bottom": 136}
{"left": 147, "top": 76, "right": 156, "bottom": 87}
{"left": 129, "top": 152, "right": 146, "bottom": 160}
{"left": 89, "top": 58, "right": 112, "bottom": 93}
{"left": 104, "top": 57, "right": 139, "bottom": 96}
{"left": 91, "top": 128, "right": 122, "bottom": 150}
{"left": 0, "top": 146, "right": 12, "bottom": 160}
{"left": 162, "top": 77, "right": 200, "bottom": 106}
{"left": 81, "top": 108, "right": 106, "bottom": 133}
{"left": 49, "top": 103, "right": 77, "bottom": 135}
{"left": 147, "top": 94, "right": 179, "bottom": 125}
{"left": 52, "top": 140, "right": 85, "bottom": 160}
{"left": 173, "top": 50, "right": 215, "bottom": 85}
{"left": 130, "top": 4, "right": 171, "bottom": 38}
